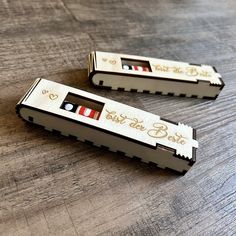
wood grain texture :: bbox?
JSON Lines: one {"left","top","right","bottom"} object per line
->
{"left": 0, "top": 0, "right": 235, "bottom": 235}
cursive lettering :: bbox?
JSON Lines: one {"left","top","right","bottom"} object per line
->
{"left": 168, "top": 133, "right": 186, "bottom": 145}
{"left": 129, "top": 118, "right": 146, "bottom": 131}
{"left": 147, "top": 123, "right": 168, "bottom": 138}
{"left": 105, "top": 110, "right": 187, "bottom": 145}
{"left": 105, "top": 110, "right": 127, "bottom": 124}
{"left": 148, "top": 123, "right": 186, "bottom": 145}
{"left": 152, "top": 64, "right": 212, "bottom": 78}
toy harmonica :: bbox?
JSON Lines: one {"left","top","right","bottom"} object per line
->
{"left": 16, "top": 78, "right": 198, "bottom": 173}
{"left": 88, "top": 51, "right": 224, "bottom": 99}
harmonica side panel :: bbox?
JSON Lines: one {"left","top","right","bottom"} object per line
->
{"left": 91, "top": 73, "right": 222, "bottom": 99}
{"left": 17, "top": 105, "right": 192, "bottom": 173}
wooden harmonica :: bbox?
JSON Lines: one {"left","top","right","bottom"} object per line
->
{"left": 88, "top": 51, "right": 224, "bottom": 99}
{"left": 16, "top": 78, "right": 198, "bottom": 174}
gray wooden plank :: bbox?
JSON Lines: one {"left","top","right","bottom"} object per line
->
{"left": 0, "top": 0, "right": 236, "bottom": 235}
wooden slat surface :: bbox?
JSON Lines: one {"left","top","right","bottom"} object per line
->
{"left": 0, "top": 1, "right": 236, "bottom": 235}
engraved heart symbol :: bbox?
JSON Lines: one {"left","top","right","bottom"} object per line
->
{"left": 42, "top": 89, "right": 49, "bottom": 94}
{"left": 109, "top": 59, "right": 116, "bottom": 65}
{"left": 102, "top": 58, "right": 108, "bottom": 62}
{"left": 49, "top": 93, "right": 58, "bottom": 100}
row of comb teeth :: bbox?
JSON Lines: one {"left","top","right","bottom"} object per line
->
{"left": 122, "top": 64, "right": 151, "bottom": 72}
{"left": 61, "top": 101, "right": 101, "bottom": 120}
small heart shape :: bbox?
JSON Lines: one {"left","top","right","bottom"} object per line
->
{"left": 102, "top": 58, "right": 108, "bottom": 62}
{"left": 49, "top": 93, "right": 58, "bottom": 100}
{"left": 109, "top": 60, "right": 116, "bottom": 65}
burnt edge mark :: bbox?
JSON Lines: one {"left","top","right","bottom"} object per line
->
{"left": 117, "top": 87, "right": 125, "bottom": 91}
{"left": 192, "top": 128, "right": 197, "bottom": 140}
{"left": 156, "top": 143, "right": 176, "bottom": 154}
{"left": 99, "top": 80, "right": 104, "bottom": 86}
{"left": 179, "top": 93, "right": 186, "bottom": 97}
{"left": 132, "top": 156, "right": 142, "bottom": 161}
{"left": 88, "top": 53, "right": 95, "bottom": 85}
{"left": 94, "top": 51, "right": 97, "bottom": 69}
{"left": 211, "top": 67, "right": 224, "bottom": 89}
{"left": 88, "top": 52, "right": 92, "bottom": 74}
{"left": 116, "top": 150, "right": 125, "bottom": 156}
{"left": 202, "top": 95, "right": 218, "bottom": 100}
{"left": 190, "top": 128, "right": 197, "bottom": 166}
{"left": 167, "top": 92, "right": 174, "bottom": 96}
{"left": 17, "top": 113, "right": 24, "bottom": 120}
{"left": 143, "top": 90, "right": 150, "bottom": 94}
{"left": 160, "top": 117, "right": 178, "bottom": 125}
{"left": 34, "top": 123, "right": 45, "bottom": 129}
{"left": 28, "top": 116, "right": 34, "bottom": 122}
{"left": 218, "top": 77, "right": 225, "bottom": 90}
{"left": 16, "top": 103, "right": 20, "bottom": 114}
{"left": 189, "top": 148, "right": 197, "bottom": 166}
{"left": 52, "top": 129, "right": 61, "bottom": 135}
{"left": 84, "top": 140, "right": 94, "bottom": 145}
{"left": 68, "top": 134, "right": 77, "bottom": 140}
{"left": 212, "top": 66, "right": 217, "bottom": 72}
{"left": 148, "top": 161, "right": 158, "bottom": 167}
{"left": 130, "top": 89, "right": 137, "bottom": 92}
{"left": 191, "top": 95, "right": 198, "bottom": 98}
{"left": 164, "top": 167, "right": 187, "bottom": 175}
{"left": 103, "top": 85, "right": 112, "bottom": 90}
{"left": 155, "top": 91, "right": 162, "bottom": 95}
{"left": 100, "top": 145, "right": 109, "bottom": 150}
{"left": 189, "top": 63, "right": 201, "bottom": 67}
{"left": 88, "top": 51, "right": 95, "bottom": 72}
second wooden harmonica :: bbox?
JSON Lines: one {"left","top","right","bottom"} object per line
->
{"left": 88, "top": 51, "right": 224, "bottom": 99}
